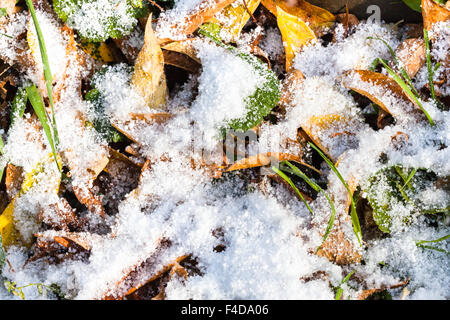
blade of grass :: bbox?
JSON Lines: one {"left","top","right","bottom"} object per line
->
{"left": 415, "top": 234, "right": 450, "bottom": 255}
{"left": 377, "top": 58, "right": 434, "bottom": 126}
{"left": 10, "top": 87, "right": 27, "bottom": 126}
{"left": 423, "top": 29, "right": 445, "bottom": 110}
{"left": 335, "top": 270, "right": 356, "bottom": 300}
{"left": 25, "top": 84, "right": 61, "bottom": 172}
{"left": 308, "top": 142, "right": 362, "bottom": 246}
{"left": 272, "top": 165, "right": 314, "bottom": 215}
{"left": 0, "top": 32, "right": 13, "bottom": 38}
{"left": 400, "top": 168, "right": 417, "bottom": 191}
{"left": 280, "top": 161, "right": 336, "bottom": 252}
{"left": 416, "top": 234, "right": 450, "bottom": 245}
{"left": 25, "top": 0, "right": 59, "bottom": 146}
{"left": 367, "top": 36, "right": 419, "bottom": 96}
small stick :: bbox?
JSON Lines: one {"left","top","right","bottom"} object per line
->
{"left": 148, "top": 0, "right": 165, "bottom": 12}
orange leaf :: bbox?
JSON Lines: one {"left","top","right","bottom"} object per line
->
{"left": 422, "top": 0, "right": 450, "bottom": 31}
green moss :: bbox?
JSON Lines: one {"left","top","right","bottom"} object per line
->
{"left": 53, "top": 0, "right": 148, "bottom": 42}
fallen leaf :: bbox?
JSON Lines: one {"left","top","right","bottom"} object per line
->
{"left": 161, "top": 39, "right": 201, "bottom": 63}
{"left": 315, "top": 227, "right": 362, "bottom": 265}
{"left": 162, "top": 50, "right": 201, "bottom": 73}
{"left": 342, "top": 70, "right": 419, "bottom": 118}
{"left": 358, "top": 279, "right": 409, "bottom": 300}
{"left": 36, "top": 197, "right": 79, "bottom": 231}
{"left": 101, "top": 238, "right": 189, "bottom": 300}
{"left": 422, "top": 0, "right": 450, "bottom": 31}
{"left": 273, "top": 0, "right": 335, "bottom": 70}
{"left": 209, "top": 0, "right": 261, "bottom": 42}
{"left": 0, "top": 153, "right": 61, "bottom": 249}
{"left": 159, "top": 0, "right": 237, "bottom": 41}
{"left": 302, "top": 114, "right": 358, "bottom": 162}
{"left": 226, "top": 152, "right": 319, "bottom": 173}
{"left": 392, "top": 38, "right": 426, "bottom": 79}
{"left": 132, "top": 14, "right": 168, "bottom": 110}
{"left": 5, "top": 164, "right": 23, "bottom": 201}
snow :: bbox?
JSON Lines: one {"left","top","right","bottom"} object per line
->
{"left": 64, "top": 0, "right": 138, "bottom": 41}
{"left": 0, "top": 5, "right": 449, "bottom": 301}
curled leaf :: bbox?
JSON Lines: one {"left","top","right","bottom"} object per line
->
{"left": 342, "top": 70, "right": 418, "bottom": 117}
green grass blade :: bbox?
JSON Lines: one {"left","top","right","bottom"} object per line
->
{"left": 400, "top": 168, "right": 417, "bottom": 191}
{"left": 415, "top": 234, "right": 450, "bottom": 254}
{"left": 416, "top": 234, "right": 450, "bottom": 246}
{"left": 308, "top": 142, "right": 362, "bottom": 246}
{"left": 424, "top": 29, "right": 436, "bottom": 100}
{"left": 25, "top": 0, "right": 59, "bottom": 146}
{"left": 335, "top": 270, "right": 356, "bottom": 300}
{"left": 272, "top": 166, "right": 314, "bottom": 215}
{"left": 10, "top": 87, "right": 28, "bottom": 126}
{"left": 367, "top": 36, "right": 419, "bottom": 96}
{"left": 281, "top": 161, "right": 337, "bottom": 251}
{"left": 377, "top": 58, "right": 434, "bottom": 126}
{"left": 423, "top": 29, "right": 445, "bottom": 110}
{"left": 25, "top": 84, "right": 61, "bottom": 172}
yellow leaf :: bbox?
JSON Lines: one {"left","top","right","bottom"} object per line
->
{"left": 0, "top": 153, "right": 61, "bottom": 248}
{"left": 302, "top": 114, "right": 353, "bottom": 162}
{"left": 273, "top": 0, "right": 334, "bottom": 70}
{"left": 209, "top": 0, "right": 261, "bottom": 42}
{"left": 79, "top": 41, "right": 115, "bottom": 63}
{"left": 131, "top": 14, "right": 168, "bottom": 109}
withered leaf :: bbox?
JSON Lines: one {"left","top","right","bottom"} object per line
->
{"left": 270, "top": 0, "right": 335, "bottom": 70}
{"left": 132, "top": 15, "right": 168, "bottom": 110}
{"left": 422, "top": 0, "right": 450, "bottom": 31}
{"left": 342, "top": 70, "right": 418, "bottom": 117}
{"left": 208, "top": 0, "right": 261, "bottom": 42}
{"left": 159, "top": 0, "right": 237, "bottom": 41}
{"left": 392, "top": 38, "right": 426, "bottom": 79}
{"left": 162, "top": 50, "right": 201, "bottom": 73}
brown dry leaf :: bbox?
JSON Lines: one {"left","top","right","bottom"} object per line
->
{"left": 5, "top": 164, "right": 24, "bottom": 201}
{"left": 226, "top": 152, "right": 316, "bottom": 172}
{"left": 112, "top": 25, "right": 143, "bottom": 64}
{"left": 358, "top": 279, "right": 409, "bottom": 300}
{"left": 162, "top": 50, "right": 201, "bottom": 73}
{"left": 279, "top": 69, "right": 305, "bottom": 108}
{"left": 132, "top": 14, "right": 168, "bottom": 110}
{"left": 422, "top": 0, "right": 450, "bottom": 31}
{"left": 101, "top": 238, "right": 189, "bottom": 300}
{"left": 161, "top": 39, "right": 201, "bottom": 63}
{"left": 36, "top": 198, "right": 79, "bottom": 231}
{"left": 35, "top": 231, "right": 101, "bottom": 251}
{"left": 208, "top": 0, "right": 261, "bottom": 42}
{"left": 105, "top": 147, "right": 142, "bottom": 173}
{"left": 334, "top": 10, "right": 359, "bottom": 41}
{"left": 315, "top": 227, "right": 362, "bottom": 265}
{"left": 72, "top": 184, "right": 106, "bottom": 218}
{"left": 342, "top": 70, "right": 418, "bottom": 117}
{"left": 272, "top": 0, "right": 335, "bottom": 70}
{"left": 392, "top": 38, "right": 426, "bottom": 79}
{"left": 158, "top": 0, "right": 237, "bottom": 41}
